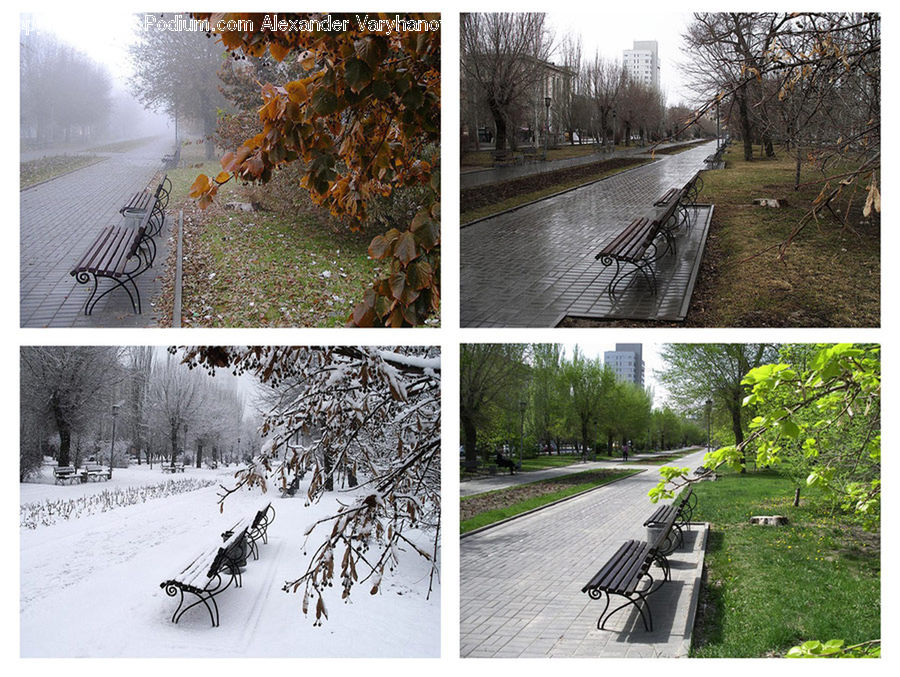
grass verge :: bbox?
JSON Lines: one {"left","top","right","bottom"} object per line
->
{"left": 461, "top": 143, "right": 628, "bottom": 168}
{"left": 156, "top": 160, "right": 377, "bottom": 327}
{"left": 20, "top": 154, "right": 102, "bottom": 189}
{"left": 630, "top": 448, "right": 700, "bottom": 465}
{"left": 460, "top": 468, "right": 640, "bottom": 534}
{"left": 689, "top": 469, "right": 880, "bottom": 657}
{"left": 461, "top": 157, "right": 650, "bottom": 223}
{"left": 85, "top": 136, "right": 158, "bottom": 153}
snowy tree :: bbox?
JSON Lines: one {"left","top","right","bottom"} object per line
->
{"left": 20, "top": 347, "right": 124, "bottom": 468}
{"left": 148, "top": 351, "right": 207, "bottom": 466}
{"left": 182, "top": 346, "right": 441, "bottom": 623}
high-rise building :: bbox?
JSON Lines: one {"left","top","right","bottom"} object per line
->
{"left": 623, "top": 40, "right": 660, "bottom": 91}
{"left": 604, "top": 343, "right": 645, "bottom": 386}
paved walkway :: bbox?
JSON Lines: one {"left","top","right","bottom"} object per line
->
{"left": 460, "top": 140, "right": 717, "bottom": 327}
{"left": 20, "top": 136, "right": 174, "bottom": 327}
{"left": 460, "top": 447, "right": 703, "bottom": 497}
{"left": 460, "top": 447, "right": 709, "bottom": 658}
{"left": 461, "top": 140, "right": 703, "bottom": 190}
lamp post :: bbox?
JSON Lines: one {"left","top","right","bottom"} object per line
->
{"left": 544, "top": 96, "right": 552, "bottom": 155}
{"left": 109, "top": 403, "right": 120, "bottom": 478}
{"left": 716, "top": 101, "right": 720, "bottom": 149}
{"left": 519, "top": 398, "right": 527, "bottom": 469}
{"left": 705, "top": 398, "right": 713, "bottom": 453}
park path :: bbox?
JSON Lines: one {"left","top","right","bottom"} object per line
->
{"left": 460, "top": 140, "right": 717, "bottom": 327}
{"left": 460, "top": 447, "right": 709, "bottom": 658}
{"left": 460, "top": 139, "right": 702, "bottom": 190}
{"left": 460, "top": 447, "right": 703, "bottom": 497}
{"left": 20, "top": 135, "right": 174, "bottom": 327}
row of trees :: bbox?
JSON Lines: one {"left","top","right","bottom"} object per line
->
{"left": 20, "top": 347, "right": 261, "bottom": 479}
{"left": 20, "top": 31, "right": 113, "bottom": 145}
{"left": 682, "top": 13, "right": 879, "bottom": 196}
{"left": 460, "top": 344, "right": 706, "bottom": 466}
{"left": 460, "top": 12, "right": 714, "bottom": 152}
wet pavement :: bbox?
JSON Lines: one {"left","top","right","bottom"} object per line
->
{"left": 460, "top": 140, "right": 717, "bottom": 327}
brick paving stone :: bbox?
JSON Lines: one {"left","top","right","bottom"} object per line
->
{"left": 460, "top": 448, "right": 710, "bottom": 658}
{"left": 460, "top": 140, "right": 718, "bottom": 327}
{"left": 20, "top": 137, "right": 175, "bottom": 327}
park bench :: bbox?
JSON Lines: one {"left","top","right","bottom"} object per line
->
{"left": 120, "top": 175, "right": 170, "bottom": 236}
{"left": 704, "top": 144, "right": 726, "bottom": 166}
{"left": 53, "top": 466, "right": 80, "bottom": 485}
{"left": 594, "top": 216, "right": 665, "bottom": 295}
{"left": 69, "top": 195, "right": 158, "bottom": 315}
{"left": 280, "top": 474, "right": 300, "bottom": 498}
{"left": 162, "top": 463, "right": 186, "bottom": 473}
{"left": 643, "top": 487, "right": 696, "bottom": 554}
{"left": 495, "top": 453, "right": 519, "bottom": 475}
{"left": 160, "top": 526, "right": 249, "bottom": 627}
{"left": 581, "top": 501, "right": 680, "bottom": 632}
{"left": 162, "top": 147, "right": 181, "bottom": 169}
{"left": 82, "top": 463, "right": 112, "bottom": 482}
{"left": 222, "top": 503, "right": 275, "bottom": 561}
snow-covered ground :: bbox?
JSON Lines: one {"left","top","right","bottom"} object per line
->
{"left": 20, "top": 465, "right": 440, "bottom": 657}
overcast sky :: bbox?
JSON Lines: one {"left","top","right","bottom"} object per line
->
{"left": 21, "top": 12, "right": 139, "bottom": 84}
{"left": 548, "top": 12, "right": 695, "bottom": 106}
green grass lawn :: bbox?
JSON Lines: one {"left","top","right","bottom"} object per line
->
{"left": 630, "top": 447, "right": 700, "bottom": 465}
{"left": 690, "top": 469, "right": 880, "bottom": 657}
{"left": 460, "top": 468, "right": 640, "bottom": 533}
{"left": 20, "top": 154, "right": 103, "bottom": 189}
{"left": 162, "top": 161, "right": 377, "bottom": 327}
{"left": 518, "top": 453, "right": 589, "bottom": 471}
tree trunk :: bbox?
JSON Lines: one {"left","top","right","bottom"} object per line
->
{"left": 462, "top": 413, "right": 478, "bottom": 466}
{"left": 793, "top": 486, "right": 801, "bottom": 506}
{"left": 170, "top": 422, "right": 178, "bottom": 467}
{"left": 737, "top": 90, "right": 753, "bottom": 161}
{"left": 323, "top": 448, "right": 334, "bottom": 491}
{"left": 490, "top": 103, "right": 508, "bottom": 151}
{"left": 729, "top": 400, "right": 746, "bottom": 473}
{"left": 794, "top": 148, "right": 802, "bottom": 190}
{"left": 196, "top": 442, "right": 202, "bottom": 468}
{"left": 51, "top": 394, "right": 72, "bottom": 467}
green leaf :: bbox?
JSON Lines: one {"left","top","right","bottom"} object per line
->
{"left": 344, "top": 58, "right": 374, "bottom": 93}
{"left": 311, "top": 89, "right": 341, "bottom": 115}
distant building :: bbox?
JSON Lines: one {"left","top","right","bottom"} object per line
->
{"left": 623, "top": 40, "right": 660, "bottom": 91}
{"left": 604, "top": 343, "right": 644, "bottom": 386}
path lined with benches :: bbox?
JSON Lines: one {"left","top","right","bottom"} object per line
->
{"left": 20, "top": 136, "right": 174, "bottom": 327}
{"left": 460, "top": 447, "right": 709, "bottom": 658}
{"left": 461, "top": 140, "right": 717, "bottom": 327}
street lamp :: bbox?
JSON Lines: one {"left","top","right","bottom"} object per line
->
{"left": 109, "top": 403, "right": 120, "bottom": 478}
{"left": 544, "top": 96, "right": 552, "bottom": 155}
{"left": 716, "top": 100, "right": 720, "bottom": 149}
{"left": 181, "top": 422, "right": 188, "bottom": 468}
{"left": 519, "top": 398, "right": 527, "bottom": 469}
{"left": 705, "top": 398, "right": 713, "bottom": 454}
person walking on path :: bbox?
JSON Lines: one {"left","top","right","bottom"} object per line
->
{"left": 622, "top": 440, "right": 629, "bottom": 462}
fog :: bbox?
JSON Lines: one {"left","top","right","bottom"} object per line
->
{"left": 20, "top": 12, "right": 174, "bottom": 151}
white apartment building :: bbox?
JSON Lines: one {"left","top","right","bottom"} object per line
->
{"left": 623, "top": 40, "right": 660, "bottom": 91}
{"left": 604, "top": 343, "right": 645, "bottom": 386}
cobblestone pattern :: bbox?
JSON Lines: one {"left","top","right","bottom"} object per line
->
{"left": 20, "top": 137, "right": 174, "bottom": 327}
{"left": 460, "top": 448, "right": 709, "bottom": 658}
{"left": 460, "top": 141, "right": 717, "bottom": 327}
